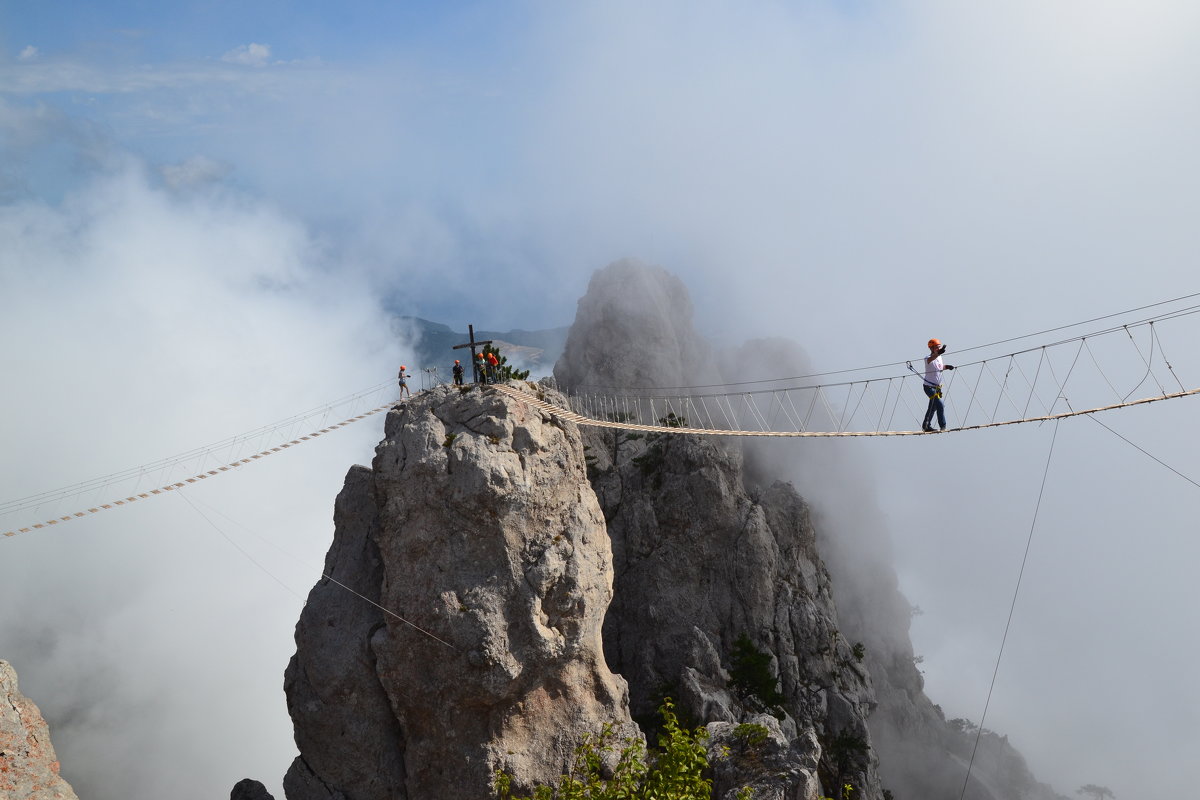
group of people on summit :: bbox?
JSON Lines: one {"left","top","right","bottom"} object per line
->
{"left": 398, "top": 351, "right": 501, "bottom": 398}
{"left": 400, "top": 339, "right": 957, "bottom": 432}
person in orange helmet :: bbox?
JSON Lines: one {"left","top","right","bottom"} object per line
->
{"left": 476, "top": 352, "right": 487, "bottom": 384}
{"left": 398, "top": 364, "right": 411, "bottom": 398}
{"left": 920, "top": 338, "right": 955, "bottom": 431}
{"left": 452, "top": 358, "right": 464, "bottom": 386}
{"left": 485, "top": 350, "right": 499, "bottom": 383}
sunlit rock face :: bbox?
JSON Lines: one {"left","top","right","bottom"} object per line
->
{"left": 284, "top": 383, "right": 635, "bottom": 800}
{"left": 276, "top": 258, "right": 1066, "bottom": 800}
{"left": 0, "top": 660, "right": 79, "bottom": 800}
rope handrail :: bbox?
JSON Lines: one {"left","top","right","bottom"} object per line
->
{"left": 562, "top": 304, "right": 1200, "bottom": 398}
{"left": 1, "top": 399, "right": 396, "bottom": 540}
{"left": 496, "top": 384, "right": 1200, "bottom": 438}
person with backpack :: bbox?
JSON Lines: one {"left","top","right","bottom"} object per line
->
{"left": 452, "top": 359, "right": 464, "bottom": 386}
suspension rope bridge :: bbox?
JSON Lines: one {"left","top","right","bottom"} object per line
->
{"left": 1, "top": 381, "right": 398, "bottom": 539}
{"left": 532, "top": 305, "right": 1200, "bottom": 437}
{"left": 4, "top": 298, "right": 1199, "bottom": 540}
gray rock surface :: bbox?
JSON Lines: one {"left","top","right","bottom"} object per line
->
{"left": 565, "top": 261, "right": 882, "bottom": 798}
{"left": 706, "top": 716, "right": 822, "bottom": 800}
{"left": 0, "top": 660, "right": 78, "bottom": 800}
{"left": 285, "top": 383, "right": 636, "bottom": 799}
{"left": 231, "top": 777, "right": 277, "bottom": 800}
{"left": 554, "top": 258, "right": 715, "bottom": 392}
{"left": 275, "top": 259, "right": 1066, "bottom": 800}
{"left": 729, "top": 338, "right": 1068, "bottom": 800}
{"left": 283, "top": 464, "right": 405, "bottom": 800}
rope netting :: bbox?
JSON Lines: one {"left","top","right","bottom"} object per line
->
{"left": 1, "top": 381, "right": 397, "bottom": 539}
{"left": 549, "top": 310, "right": 1200, "bottom": 437}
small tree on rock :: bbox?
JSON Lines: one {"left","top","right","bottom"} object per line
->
{"left": 480, "top": 343, "right": 530, "bottom": 382}
{"left": 1077, "top": 785, "right": 1115, "bottom": 800}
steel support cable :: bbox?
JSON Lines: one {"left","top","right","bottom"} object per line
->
{"left": 567, "top": 302, "right": 1200, "bottom": 401}
{"left": 986, "top": 361, "right": 1010, "bottom": 423}
{"left": 961, "top": 361, "right": 988, "bottom": 429}
{"left": 804, "top": 388, "right": 820, "bottom": 430}
{"left": 1021, "top": 348, "right": 1048, "bottom": 419}
{"left": 698, "top": 396, "right": 717, "bottom": 431}
{"left": 580, "top": 312, "right": 1194, "bottom": 407}
{"left": 2, "top": 399, "right": 396, "bottom": 539}
{"left": 846, "top": 381, "right": 872, "bottom": 432}
{"left": 178, "top": 489, "right": 455, "bottom": 649}
{"left": 496, "top": 383, "right": 1200, "bottom": 436}
{"left": 787, "top": 389, "right": 807, "bottom": 433}
{"left": 819, "top": 387, "right": 842, "bottom": 433}
{"left": 992, "top": 358, "right": 1028, "bottom": 420}
{"left": 1012, "top": 352, "right": 1052, "bottom": 419}
{"left": 1084, "top": 339, "right": 1123, "bottom": 401}
{"left": 0, "top": 381, "right": 395, "bottom": 516}
{"left": 1121, "top": 323, "right": 1161, "bottom": 401}
{"left": 564, "top": 294, "right": 1200, "bottom": 395}
{"left": 885, "top": 378, "right": 904, "bottom": 432}
{"left": 1043, "top": 340, "right": 1086, "bottom": 417}
{"left": 744, "top": 394, "right": 765, "bottom": 431}
{"left": 960, "top": 418, "right": 1061, "bottom": 800}
{"left": 1086, "top": 416, "right": 1200, "bottom": 492}
{"left": 717, "top": 395, "right": 736, "bottom": 431}
{"left": 876, "top": 379, "right": 893, "bottom": 433}
{"left": 1153, "top": 324, "right": 1188, "bottom": 394}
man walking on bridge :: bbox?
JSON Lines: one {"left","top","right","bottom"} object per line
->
{"left": 921, "top": 339, "right": 955, "bottom": 432}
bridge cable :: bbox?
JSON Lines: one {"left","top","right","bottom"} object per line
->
{"left": 177, "top": 487, "right": 456, "bottom": 649}
{"left": 2, "top": 398, "right": 396, "bottom": 540}
{"left": 1085, "top": 417, "right": 1200, "bottom": 493}
{"left": 960, "top": 418, "right": 1061, "bottom": 800}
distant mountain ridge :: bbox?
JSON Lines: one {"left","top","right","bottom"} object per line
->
{"left": 391, "top": 316, "right": 569, "bottom": 379}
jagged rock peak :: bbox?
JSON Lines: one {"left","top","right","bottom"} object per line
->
{"left": 284, "top": 382, "right": 636, "bottom": 800}
{"left": 0, "top": 660, "right": 79, "bottom": 800}
{"left": 231, "top": 778, "right": 276, "bottom": 800}
{"left": 553, "top": 259, "right": 716, "bottom": 392}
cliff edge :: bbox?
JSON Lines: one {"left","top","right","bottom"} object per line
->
{"left": 0, "top": 660, "right": 78, "bottom": 800}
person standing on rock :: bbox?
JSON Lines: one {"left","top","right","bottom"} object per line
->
{"left": 398, "top": 365, "right": 412, "bottom": 398}
{"left": 918, "top": 339, "right": 954, "bottom": 431}
{"left": 486, "top": 351, "right": 500, "bottom": 383}
{"left": 452, "top": 359, "right": 464, "bottom": 386}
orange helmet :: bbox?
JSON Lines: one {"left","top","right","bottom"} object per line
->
{"left": 455, "top": 359, "right": 460, "bottom": 364}
{"left": 400, "top": 365, "right": 406, "bottom": 370}
{"left": 927, "top": 339, "right": 941, "bottom": 349}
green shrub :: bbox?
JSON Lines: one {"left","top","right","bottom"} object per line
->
{"left": 493, "top": 699, "right": 726, "bottom": 800}
{"left": 480, "top": 343, "right": 531, "bottom": 382}
{"left": 732, "top": 723, "right": 770, "bottom": 748}
{"left": 728, "top": 635, "right": 785, "bottom": 718}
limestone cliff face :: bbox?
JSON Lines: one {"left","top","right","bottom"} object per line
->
{"left": 559, "top": 261, "right": 1065, "bottom": 800}
{"left": 279, "top": 259, "right": 1063, "bottom": 800}
{"left": 0, "top": 660, "right": 78, "bottom": 800}
{"left": 284, "top": 384, "right": 635, "bottom": 799}
{"left": 558, "top": 261, "right": 882, "bottom": 799}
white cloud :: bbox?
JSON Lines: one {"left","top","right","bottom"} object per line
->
{"left": 18, "top": 45, "right": 38, "bottom": 61}
{"left": 0, "top": 156, "right": 410, "bottom": 800}
{"left": 222, "top": 43, "right": 272, "bottom": 67}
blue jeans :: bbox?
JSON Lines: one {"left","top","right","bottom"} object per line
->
{"left": 923, "top": 384, "right": 946, "bottom": 429}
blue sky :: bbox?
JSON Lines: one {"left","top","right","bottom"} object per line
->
{"left": 3, "top": 2, "right": 1200, "bottom": 800}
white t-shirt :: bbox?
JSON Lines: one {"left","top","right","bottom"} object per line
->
{"left": 924, "top": 355, "right": 944, "bottom": 387}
